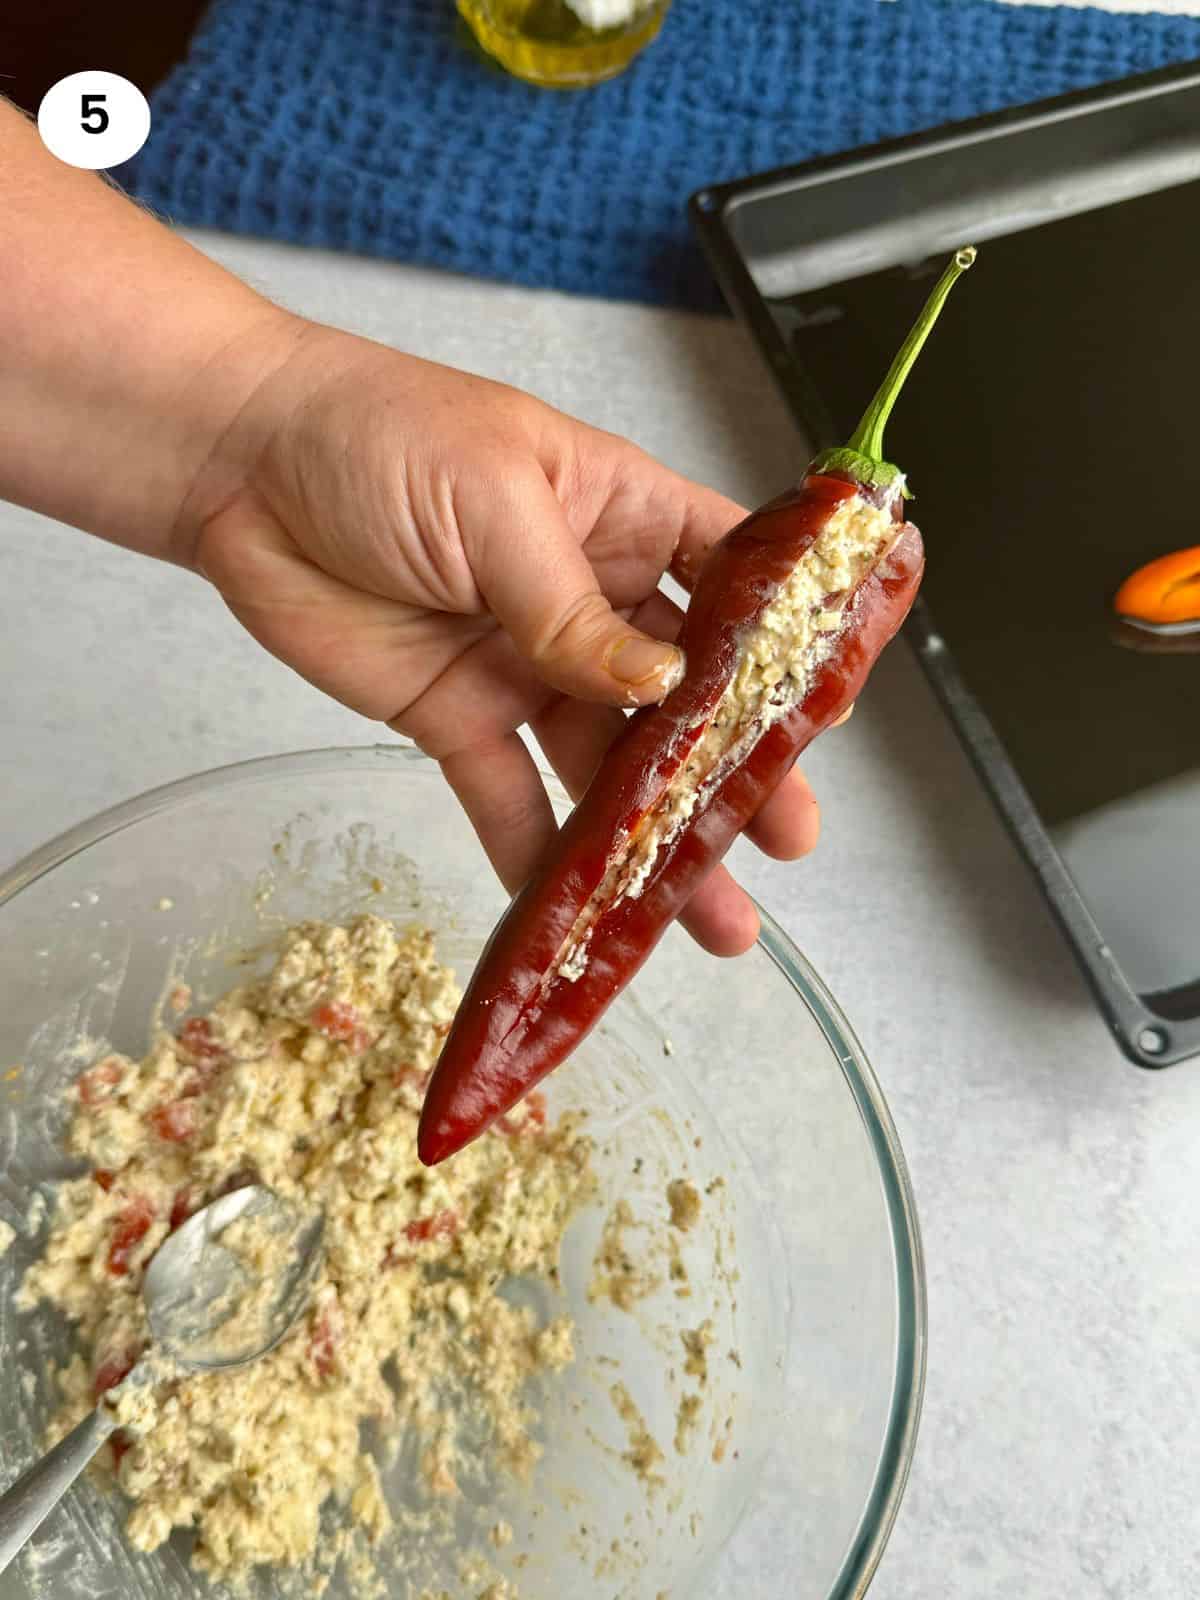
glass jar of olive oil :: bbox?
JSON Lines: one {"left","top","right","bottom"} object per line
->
{"left": 458, "top": 0, "right": 672, "bottom": 88}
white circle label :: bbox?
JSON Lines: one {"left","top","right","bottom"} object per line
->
{"left": 37, "top": 72, "right": 151, "bottom": 170}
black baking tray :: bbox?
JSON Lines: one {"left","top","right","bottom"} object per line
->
{"left": 689, "top": 62, "right": 1200, "bottom": 1069}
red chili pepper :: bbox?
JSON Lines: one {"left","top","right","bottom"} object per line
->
{"left": 418, "top": 249, "right": 976, "bottom": 1167}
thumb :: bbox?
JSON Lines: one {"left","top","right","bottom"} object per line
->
{"left": 463, "top": 462, "right": 684, "bottom": 708}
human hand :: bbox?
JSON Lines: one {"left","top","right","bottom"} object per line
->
{"left": 0, "top": 99, "right": 819, "bottom": 943}
{"left": 183, "top": 319, "right": 821, "bottom": 955}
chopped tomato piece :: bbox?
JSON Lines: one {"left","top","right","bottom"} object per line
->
{"left": 177, "top": 1017, "right": 227, "bottom": 1096}
{"left": 147, "top": 1099, "right": 200, "bottom": 1143}
{"left": 311, "top": 1001, "right": 357, "bottom": 1040}
{"left": 107, "top": 1197, "right": 155, "bottom": 1276}
{"left": 168, "top": 1189, "right": 194, "bottom": 1231}
{"left": 78, "top": 1057, "right": 123, "bottom": 1106}
{"left": 311, "top": 1002, "right": 372, "bottom": 1053}
{"left": 93, "top": 1168, "right": 116, "bottom": 1192}
{"left": 179, "top": 1016, "right": 224, "bottom": 1062}
{"left": 92, "top": 1347, "right": 138, "bottom": 1400}
{"left": 109, "top": 1430, "right": 132, "bottom": 1470}
{"left": 403, "top": 1209, "right": 459, "bottom": 1245}
{"left": 309, "top": 1304, "right": 342, "bottom": 1379}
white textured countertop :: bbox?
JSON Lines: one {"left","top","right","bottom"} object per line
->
{"left": 4, "top": 233, "right": 1199, "bottom": 1599}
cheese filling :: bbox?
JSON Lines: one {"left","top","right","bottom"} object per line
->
{"left": 555, "top": 494, "right": 897, "bottom": 980}
{"left": 19, "top": 916, "right": 596, "bottom": 1590}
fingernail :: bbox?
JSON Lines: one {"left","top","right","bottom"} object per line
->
{"left": 607, "top": 637, "right": 685, "bottom": 692}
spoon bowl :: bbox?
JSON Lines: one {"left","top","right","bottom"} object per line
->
{"left": 144, "top": 1186, "right": 325, "bottom": 1373}
{"left": 0, "top": 1186, "right": 324, "bottom": 1574}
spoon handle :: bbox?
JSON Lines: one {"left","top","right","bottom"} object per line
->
{"left": 0, "top": 1406, "right": 117, "bottom": 1574}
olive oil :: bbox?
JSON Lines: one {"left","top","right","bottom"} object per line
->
{"left": 458, "top": 0, "right": 671, "bottom": 88}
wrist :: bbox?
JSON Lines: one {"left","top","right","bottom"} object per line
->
{"left": 177, "top": 318, "right": 414, "bottom": 575}
{"left": 165, "top": 305, "right": 313, "bottom": 572}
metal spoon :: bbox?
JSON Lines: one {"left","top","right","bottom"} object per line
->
{"left": 0, "top": 1184, "right": 324, "bottom": 1573}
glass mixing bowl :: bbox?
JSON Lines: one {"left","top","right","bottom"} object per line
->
{"left": 0, "top": 746, "right": 924, "bottom": 1600}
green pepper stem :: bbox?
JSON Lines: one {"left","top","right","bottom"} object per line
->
{"left": 846, "top": 246, "right": 975, "bottom": 464}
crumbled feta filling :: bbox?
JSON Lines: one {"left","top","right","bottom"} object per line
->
{"left": 552, "top": 493, "right": 897, "bottom": 981}
{"left": 20, "top": 916, "right": 595, "bottom": 1591}
{"left": 557, "top": 928, "right": 593, "bottom": 983}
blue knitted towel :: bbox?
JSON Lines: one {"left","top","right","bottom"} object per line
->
{"left": 122, "top": 0, "right": 1200, "bottom": 309}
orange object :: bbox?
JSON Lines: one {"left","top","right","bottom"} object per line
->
{"left": 1113, "top": 545, "right": 1200, "bottom": 627}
